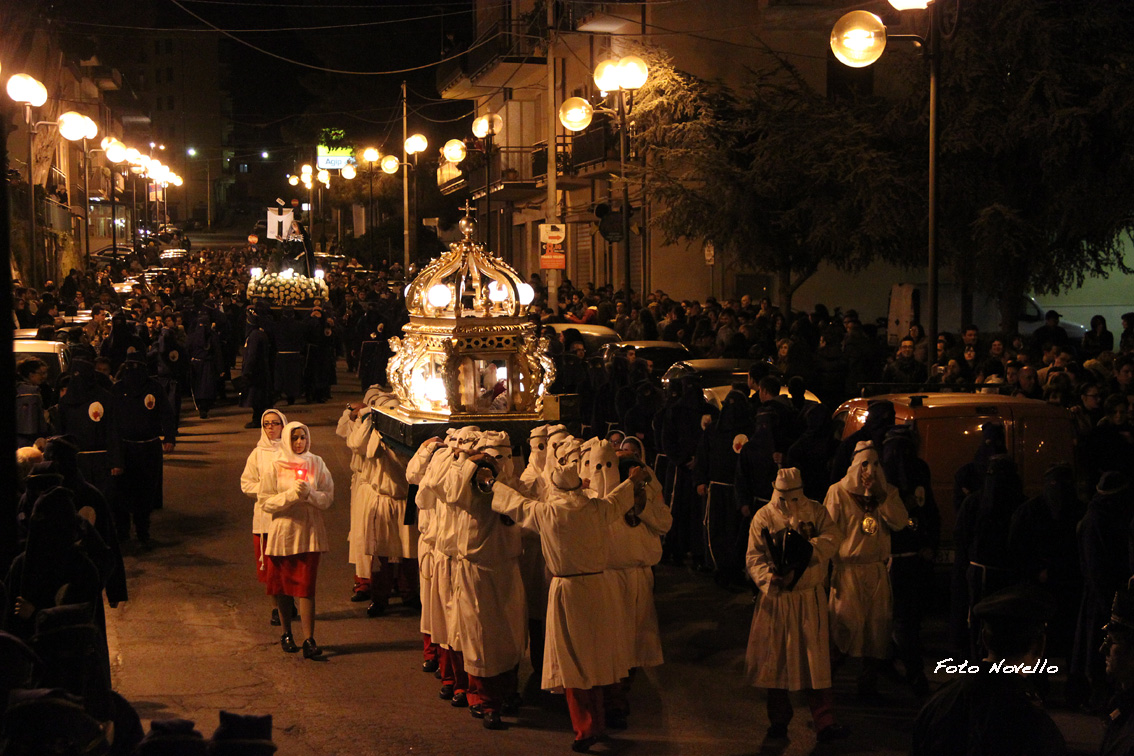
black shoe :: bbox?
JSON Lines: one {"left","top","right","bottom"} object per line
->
{"left": 483, "top": 711, "right": 505, "bottom": 730}
{"left": 766, "top": 723, "right": 789, "bottom": 739}
{"left": 350, "top": 590, "right": 371, "bottom": 602}
{"left": 244, "top": 421, "right": 259, "bottom": 429}
{"left": 366, "top": 602, "right": 387, "bottom": 618}
{"left": 816, "top": 723, "right": 850, "bottom": 742}
{"left": 302, "top": 638, "right": 322, "bottom": 659}
{"left": 434, "top": 668, "right": 443, "bottom": 680}
{"left": 572, "top": 736, "right": 599, "bottom": 753}
{"left": 469, "top": 704, "right": 485, "bottom": 719}
{"left": 422, "top": 659, "right": 439, "bottom": 674}
{"left": 270, "top": 609, "right": 281, "bottom": 626}
{"left": 439, "top": 684, "right": 454, "bottom": 701}
{"left": 280, "top": 633, "right": 299, "bottom": 653}
{"left": 451, "top": 691, "right": 468, "bottom": 708}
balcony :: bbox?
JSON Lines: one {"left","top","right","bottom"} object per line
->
{"left": 438, "top": 146, "right": 543, "bottom": 201}
{"left": 531, "top": 137, "right": 591, "bottom": 189}
{"left": 565, "top": 1, "right": 640, "bottom": 34}
{"left": 567, "top": 116, "right": 619, "bottom": 179}
{"left": 437, "top": 19, "right": 546, "bottom": 99}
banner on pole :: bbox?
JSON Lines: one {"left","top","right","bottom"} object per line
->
{"left": 267, "top": 208, "right": 294, "bottom": 241}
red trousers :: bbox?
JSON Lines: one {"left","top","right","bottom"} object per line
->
{"left": 468, "top": 668, "right": 517, "bottom": 714}
{"left": 422, "top": 634, "right": 439, "bottom": 664}
{"left": 766, "top": 688, "right": 835, "bottom": 730}
{"left": 439, "top": 648, "right": 468, "bottom": 694}
{"left": 565, "top": 687, "right": 605, "bottom": 741}
{"left": 371, "top": 557, "right": 420, "bottom": 604}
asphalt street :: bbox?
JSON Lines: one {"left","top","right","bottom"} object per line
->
{"left": 105, "top": 364, "right": 1109, "bottom": 755}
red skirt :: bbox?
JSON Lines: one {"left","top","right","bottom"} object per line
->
{"left": 253, "top": 534, "right": 269, "bottom": 584}
{"left": 265, "top": 552, "right": 321, "bottom": 598}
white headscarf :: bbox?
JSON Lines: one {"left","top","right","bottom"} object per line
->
{"left": 279, "top": 420, "right": 315, "bottom": 468}
{"left": 256, "top": 409, "right": 288, "bottom": 451}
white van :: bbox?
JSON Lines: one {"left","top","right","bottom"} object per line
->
{"left": 887, "top": 283, "right": 1088, "bottom": 345}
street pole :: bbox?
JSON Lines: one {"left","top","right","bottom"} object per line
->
{"left": 402, "top": 80, "right": 411, "bottom": 271}
{"left": 206, "top": 159, "right": 213, "bottom": 231}
{"left": 926, "top": 0, "right": 940, "bottom": 353}
{"left": 25, "top": 104, "right": 36, "bottom": 287}
{"left": 82, "top": 139, "right": 91, "bottom": 258}
{"left": 617, "top": 90, "right": 632, "bottom": 304}
{"left": 485, "top": 130, "right": 493, "bottom": 252}
{"left": 545, "top": 0, "right": 560, "bottom": 314}
{"left": 110, "top": 168, "right": 117, "bottom": 253}
{"left": 367, "top": 166, "right": 374, "bottom": 262}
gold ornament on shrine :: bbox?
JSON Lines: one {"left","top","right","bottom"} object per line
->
{"left": 385, "top": 203, "right": 554, "bottom": 421}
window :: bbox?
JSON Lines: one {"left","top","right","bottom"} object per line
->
{"left": 239, "top": 164, "right": 249, "bottom": 173}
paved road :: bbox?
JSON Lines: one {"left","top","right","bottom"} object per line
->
{"left": 106, "top": 366, "right": 1108, "bottom": 755}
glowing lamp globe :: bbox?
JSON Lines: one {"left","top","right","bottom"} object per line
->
{"left": 82, "top": 115, "right": 98, "bottom": 140}
{"left": 831, "top": 11, "right": 887, "bottom": 68}
{"left": 487, "top": 280, "right": 508, "bottom": 303}
{"left": 288, "top": 175, "right": 299, "bottom": 186}
{"left": 105, "top": 140, "right": 127, "bottom": 164}
{"left": 427, "top": 284, "right": 452, "bottom": 308}
{"left": 381, "top": 154, "right": 400, "bottom": 174}
{"left": 317, "top": 169, "right": 330, "bottom": 184}
{"left": 593, "top": 59, "right": 621, "bottom": 92}
{"left": 172, "top": 175, "right": 183, "bottom": 186}
{"left": 341, "top": 164, "right": 357, "bottom": 179}
{"left": 616, "top": 55, "right": 649, "bottom": 90}
{"left": 125, "top": 147, "right": 141, "bottom": 164}
{"left": 7, "top": 74, "right": 47, "bottom": 107}
{"left": 442, "top": 139, "right": 467, "bottom": 163}
{"left": 248, "top": 235, "right": 259, "bottom": 245}
{"left": 301, "top": 164, "right": 312, "bottom": 175}
{"left": 57, "top": 112, "right": 88, "bottom": 141}
{"left": 558, "top": 97, "right": 594, "bottom": 132}
{"left": 518, "top": 283, "right": 535, "bottom": 306}
{"left": 888, "top": 0, "right": 929, "bottom": 8}
{"left": 472, "top": 113, "right": 503, "bottom": 139}
{"left": 405, "top": 134, "right": 428, "bottom": 155}
{"left": 363, "top": 147, "right": 379, "bottom": 163}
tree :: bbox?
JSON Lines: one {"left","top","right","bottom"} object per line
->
{"left": 634, "top": 46, "right": 919, "bottom": 313}
{"left": 934, "top": 0, "right": 1134, "bottom": 332}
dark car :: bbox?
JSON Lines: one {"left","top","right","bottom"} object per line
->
{"left": 597, "top": 340, "right": 691, "bottom": 378}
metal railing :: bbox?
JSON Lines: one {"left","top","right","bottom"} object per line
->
{"left": 467, "top": 21, "right": 543, "bottom": 81}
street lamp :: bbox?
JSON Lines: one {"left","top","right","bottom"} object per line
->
{"left": 831, "top": 0, "right": 952, "bottom": 349}
{"left": 7, "top": 73, "right": 47, "bottom": 283}
{"left": 558, "top": 55, "right": 649, "bottom": 302}
{"left": 386, "top": 134, "right": 427, "bottom": 268}
{"left": 470, "top": 114, "right": 503, "bottom": 253}
{"left": 362, "top": 147, "right": 380, "bottom": 259}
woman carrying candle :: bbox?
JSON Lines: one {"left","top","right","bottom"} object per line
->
{"left": 261, "top": 421, "right": 334, "bottom": 659}
{"left": 239, "top": 408, "right": 287, "bottom": 626}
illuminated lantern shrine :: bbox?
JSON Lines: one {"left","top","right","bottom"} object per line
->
{"left": 381, "top": 209, "right": 554, "bottom": 431}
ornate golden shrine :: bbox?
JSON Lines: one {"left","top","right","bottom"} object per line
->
{"left": 385, "top": 210, "right": 555, "bottom": 422}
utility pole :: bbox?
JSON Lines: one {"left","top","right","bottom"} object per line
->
{"left": 401, "top": 80, "right": 411, "bottom": 272}
{"left": 545, "top": 0, "right": 559, "bottom": 315}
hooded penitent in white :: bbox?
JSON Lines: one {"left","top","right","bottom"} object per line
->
{"left": 746, "top": 467, "right": 842, "bottom": 690}
{"left": 824, "top": 441, "right": 908, "bottom": 658}
{"left": 604, "top": 453, "right": 672, "bottom": 672}
{"left": 406, "top": 435, "right": 450, "bottom": 642}
{"left": 581, "top": 439, "right": 619, "bottom": 497}
{"left": 491, "top": 450, "right": 638, "bottom": 691}
{"left": 261, "top": 421, "right": 334, "bottom": 556}
{"left": 344, "top": 406, "right": 374, "bottom": 577}
{"left": 240, "top": 408, "right": 288, "bottom": 536}
{"left": 433, "top": 430, "right": 526, "bottom": 678}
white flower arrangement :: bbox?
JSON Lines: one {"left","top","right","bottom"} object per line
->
{"left": 246, "top": 271, "right": 330, "bottom": 306}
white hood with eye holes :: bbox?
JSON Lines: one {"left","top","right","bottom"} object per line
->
{"left": 581, "top": 438, "right": 619, "bottom": 497}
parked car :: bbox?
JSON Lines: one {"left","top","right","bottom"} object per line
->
{"left": 834, "top": 392, "right": 1077, "bottom": 549}
{"left": 13, "top": 339, "right": 71, "bottom": 385}
{"left": 597, "top": 341, "right": 690, "bottom": 377}
{"left": 546, "top": 323, "right": 620, "bottom": 357}
{"left": 662, "top": 358, "right": 756, "bottom": 390}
